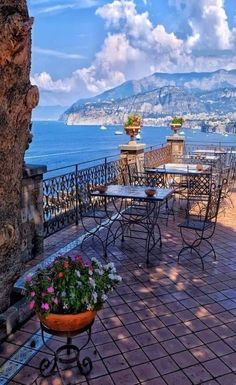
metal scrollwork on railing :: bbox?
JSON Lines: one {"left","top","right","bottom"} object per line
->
{"left": 43, "top": 157, "right": 129, "bottom": 237}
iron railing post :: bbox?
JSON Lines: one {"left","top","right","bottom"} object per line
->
{"left": 75, "top": 163, "right": 79, "bottom": 226}
{"left": 105, "top": 157, "right": 107, "bottom": 185}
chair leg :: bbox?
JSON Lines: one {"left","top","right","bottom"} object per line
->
{"left": 178, "top": 245, "right": 205, "bottom": 270}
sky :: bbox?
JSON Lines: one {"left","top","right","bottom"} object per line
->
{"left": 28, "top": 0, "right": 236, "bottom": 107}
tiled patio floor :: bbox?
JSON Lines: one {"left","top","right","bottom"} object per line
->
{"left": 1, "top": 193, "right": 236, "bottom": 385}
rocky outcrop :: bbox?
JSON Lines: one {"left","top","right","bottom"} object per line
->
{"left": 0, "top": 1, "right": 38, "bottom": 312}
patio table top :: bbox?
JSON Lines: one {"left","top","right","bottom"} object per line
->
{"left": 91, "top": 184, "right": 173, "bottom": 201}
{"left": 193, "top": 149, "right": 227, "bottom": 155}
{"left": 145, "top": 163, "right": 211, "bottom": 175}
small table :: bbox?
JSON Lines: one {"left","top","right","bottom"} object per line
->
{"left": 145, "top": 163, "right": 211, "bottom": 176}
{"left": 91, "top": 185, "right": 173, "bottom": 264}
{"left": 193, "top": 149, "right": 227, "bottom": 155}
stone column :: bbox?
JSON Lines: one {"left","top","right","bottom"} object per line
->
{"left": 21, "top": 164, "right": 47, "bottom": 262}
{"left": 166, "top": 135, "right": 185, "bottom": 161}
{"left": 119, "top": 143, "right": 146, "bottom": 172}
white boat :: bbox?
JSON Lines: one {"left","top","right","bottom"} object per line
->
{"left": 136, "top": 133, "right": 141, "bottom": 140}
{"left": 100, "top": 125, "right": 107, "bottom": 130}
{"left": 115, "top": 130, "right": 123, "bottom": 135}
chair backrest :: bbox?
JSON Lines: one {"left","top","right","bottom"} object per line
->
{"left": 204, "top": 182, "right": 224, "bottom": 223}
{"left": 130, "top": 171, "right": 166, "bottom": 188}
{"left": 187, "top": 172, "right": 212, "bottom": 199}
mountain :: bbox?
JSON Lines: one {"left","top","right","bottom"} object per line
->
{"left": 62, "top": 70, "right": 236, "bottom": 125}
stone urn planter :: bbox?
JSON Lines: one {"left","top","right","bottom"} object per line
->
{"left": 170, "top": 117, "right": 184, "bottom": 136}
{"left": 170, "top": 123, "right": 182, "bottom": 135}
{"left": 124, "top": 114, "right": 142, "bottom": 144}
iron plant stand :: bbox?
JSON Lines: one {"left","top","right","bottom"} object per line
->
{"left": 39, "top": 320, "right": 94, "bottom": 384}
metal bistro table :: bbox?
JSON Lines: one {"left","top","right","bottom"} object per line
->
{"left": 91, "top": 185, "right": 173, "bottom": 265}
{"left": 145, "top": 163, "right": 211, "bottom": 176}
{"left": 145, "top": 163, "right": 212, "bottom": 200}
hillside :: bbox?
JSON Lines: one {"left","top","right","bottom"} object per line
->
{"left": 61, "top": 70, "right": 236, "bottom": 125}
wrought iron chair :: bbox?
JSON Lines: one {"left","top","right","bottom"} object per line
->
{"left": 177, "top": 181, "right": 224, "bottom": 270}
{"left": 78, "top": 186, "right": 117, "bottom": 258}
{"left": 128, "top": 167, "right": 175, "bottom": 225}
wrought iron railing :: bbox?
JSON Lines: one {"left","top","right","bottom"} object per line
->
{"left": 43, "top": 139, "right": 236, "bottom": 238}
{"left": 144, "top": 144, "right": 171, "bottom": 168}
{"left": 43, "top": 144, "right": 171, "bottom": 237}
{"left": 43, "top": 154, "right": 129, "bottom": 237}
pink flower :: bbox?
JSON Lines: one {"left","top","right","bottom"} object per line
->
{"left": 41, "top": 303, "right": 50, "bottom": 311}
{"left": 53, "top": 297, "right": 59, "bottom": 305}
{"left": 24, "top": 274, "right": 32, "bottom": 283}
{"left": 29, "top": 300, "right": 35, "bottom": 310}
{"left": 30, "top": 291, "right": 36, "bottom": 297}
{"left": 47, "top": 286, "right": 54, "bottom": 294}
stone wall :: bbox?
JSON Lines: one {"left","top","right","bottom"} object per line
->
{"left": 0, "top": 1, "right": 39, "bottom": 312}
{"left": 21, "top": 165, "right": 47, "bottom": 262}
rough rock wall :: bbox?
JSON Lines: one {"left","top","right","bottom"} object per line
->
{"left": 0, "top": 0, "right": 39, "bottom": 312}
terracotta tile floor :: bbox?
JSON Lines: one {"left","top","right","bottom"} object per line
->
{"left": 1, "top": 193, "right": 236, "bottom": 385}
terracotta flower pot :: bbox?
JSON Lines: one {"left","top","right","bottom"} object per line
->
{"left": 38, "top": 310, "right": 97, "bottom": 332}
{"left": 196, "top": 164, "right": 203, "bottom": 171}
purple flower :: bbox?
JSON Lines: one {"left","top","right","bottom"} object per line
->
{"left": 41, "top": 303, "right": 50, "bottom": 311}
{"left": 29, "top": 300, "right": 35, "bottom": 310}
{"left": 47, "top": 286, "right": 54, "bottom": 294}
{"left": 30, "top": 291, "right": 36, "bottom": 297}
{"left": 53, "top": 297, "right": 59, "bottom": 305}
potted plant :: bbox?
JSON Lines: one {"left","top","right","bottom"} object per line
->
{"left": 124, "top": 114, "right": 142, "bottom": 144}
{"left": 24, "top": 255, "right": 122, "bottom": 332}
{"left": 170, "top": 116, "right": 184, "bottom": 135}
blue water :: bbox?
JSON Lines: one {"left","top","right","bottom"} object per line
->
{"left": 25, "top": 121, "right": 236, "bottom": 172}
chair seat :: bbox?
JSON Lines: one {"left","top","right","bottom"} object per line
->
{"left": 178, "top": 217, "right": 213, "bottom": 231}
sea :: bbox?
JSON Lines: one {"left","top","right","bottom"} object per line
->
{"left": 25, "top": 121, "right": 236, "bottom": 175}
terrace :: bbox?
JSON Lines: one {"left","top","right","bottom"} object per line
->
{"left": 0, "top": 140, "right": 236, "bottom": 385}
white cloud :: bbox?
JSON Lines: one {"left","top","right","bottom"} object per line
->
{"left": 31, "top": 72, "right": 74, "bottom": 92}
{"left": 33, "top": 0, "right": 236, "bottom": 106}
{"left": 34, "top": 0, "right": 99, "bottom": 14}
{"left": 169, "top": 0, "right": 232, "bottom": 50}
{"left": 33, "top": 47, "right": 85, "bottom": 60}
{"left": 77, "top": 33, "right": 142, "bottom": 93}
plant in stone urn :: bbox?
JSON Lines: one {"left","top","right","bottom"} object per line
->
{"left": 124, "top": 114, "right": 142, "bottom": 144}
{"left": 170, "top": 116, "right": 184, "bottom": 135}
{"left": 24, "top": 255, "right": 122, "bottom": 332}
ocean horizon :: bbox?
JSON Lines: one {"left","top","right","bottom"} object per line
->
{"left": 25, "top": 121, "right": 236, "bottom": 174}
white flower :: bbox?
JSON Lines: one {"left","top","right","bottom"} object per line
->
{"left": 92, "top": 292, "right": 98, "bottom": 304}
{"left": 87, "top": 304, "right": 93, "bottom": 311}
{"left": 77, "top": 281, "right": 82, "bottom": 287}
{"left": 89, "top": 269, "right": 93, "bottom": 276}
{"left": 94, "top": 268, "right": 103, "bottom": 276}
{"left": 108, "top": 273, "right": 122, "bottom": 282}
{"left": 76, "top": 270, "right": 81, "bottom": 278}
{"left": 104, "top": 262, "right": 115, "bottom": 271}
{"left": 91, "top": 257, "right": 99, "bottom": 263}
{"left": 63, "top": 304, "right": 68, "bottom": 310}
{"left": 101, "top": 294, "right": 108, "bottom": 301}
{"left": 89, "top": 278, "right": 96, "bottom": 289}
{"left": 61, "top": 291, "right": 66, "bottom": 297}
